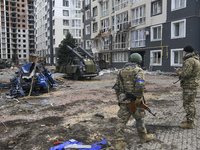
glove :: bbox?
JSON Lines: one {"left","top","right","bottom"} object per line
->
{"left": 135, "top": 98, "right": 142, "bottom": 105}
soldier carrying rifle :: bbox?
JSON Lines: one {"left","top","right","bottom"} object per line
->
{"left": 113, "top": 53, "right": 153, "bottom": 150}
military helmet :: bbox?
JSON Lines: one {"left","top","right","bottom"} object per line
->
{"left": 129, "top": 53, "right": 142, "bottom": 64}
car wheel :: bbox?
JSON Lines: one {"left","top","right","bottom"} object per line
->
{"left": 73, "top": 73, "right": 78, "bottom": 80}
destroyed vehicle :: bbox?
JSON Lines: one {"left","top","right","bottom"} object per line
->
{"left": 10, "top": 62, "right": 56, "bottom": 97}
{"left": 59, "top": 46, "right": 99, "bottom": 80}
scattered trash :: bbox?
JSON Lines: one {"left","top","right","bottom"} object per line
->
{"left": 94, "top": 113, "right": 104, "bottom": 119}
{"left": 49, "top": 139, "right": 108, "bottom": 150}
{"left": 1, "top": 121, "right": 8, "bottom": 132}
{"left": 41, "top": 99, "right": 47, "bottom": 104}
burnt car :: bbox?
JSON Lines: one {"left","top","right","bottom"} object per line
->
{"left": 10, "top": 62, "right": 56, "bottom": 97}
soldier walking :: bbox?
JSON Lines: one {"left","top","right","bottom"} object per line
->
{"left": 175, "top": 45, "right": 200, "bottom": 129}
{"left": 114, "top": 53, "right": 153, "bottom": 150}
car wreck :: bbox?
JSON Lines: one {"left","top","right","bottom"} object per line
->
{"left": 10, "top": 62, "right": 56, "bottom": 98}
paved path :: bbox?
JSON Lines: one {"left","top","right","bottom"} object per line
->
{"left": 126, "top": 91, "right": 200, "bottom": 150}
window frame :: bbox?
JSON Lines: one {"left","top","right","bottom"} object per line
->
{"left": 112, "top": 52, "right": 129, "bottom": 63}
{"left": 171, "top": 48, "right": 184, "bottom": 66}
{"left": 151, "top": 0, "right": 162, "bottom": 16}
{"left": 171, "top": 0, "right": 186, "bottom": 11}
{"left": 150, "top": 50, "right": 162, "bottom": 66}
{"left": 85, "top": 25, "right": 90, "bottom": 35}
{"left": 151, "top": 24, "right": 162, "bottom": 41}
{"left": 131, "top": 28, "right": 146, "bottom": 48}
{"left": 171, "top": 19, "right": 186, "bottom": 39}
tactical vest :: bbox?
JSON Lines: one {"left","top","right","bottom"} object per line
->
{"left": 119, "top": 65, "right": 140, "bottom": 94}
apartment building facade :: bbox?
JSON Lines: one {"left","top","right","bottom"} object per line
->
{"left": 0, "top": 0, "right": 35, "bottom": 64}
{"left": 35, "top": 0, "right": 82, "bottom": 65}
{"left": 83, "top": 0, "right": 200, "bottom": 72}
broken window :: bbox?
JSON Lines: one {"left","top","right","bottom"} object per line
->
{"left": 101, "top": 18, "right": 109, "bottom": 33}
{"left": 150, "top": 50, "right": 162, "bottom": 66}
{"left": 112, "top": 11, "right": 128, "bottom": 31}
{"left": 131, "top": 28, "right": 145, "bottom": 48}
{"left": 131, "top": 5, "right": 146, "bottom": 27}
{"left": 101, "top": 37, "right": 109, "bottom": 51}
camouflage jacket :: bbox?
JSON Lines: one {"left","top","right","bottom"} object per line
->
{"left": 115, "top": 63, "right": 145, "bottom": 102}
{"left": 176, "top": 52, "right": 200, "bottom": 88}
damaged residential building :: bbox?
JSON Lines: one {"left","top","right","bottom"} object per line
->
{"left": 0, "top": 0, "right": 35, "bottom": 64}
{"left": 82, "top": 0, "right": 200, "bottom": 72}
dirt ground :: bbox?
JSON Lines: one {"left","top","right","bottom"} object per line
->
{"left": 0, "top": 71, "right": 181, "bottom": 150}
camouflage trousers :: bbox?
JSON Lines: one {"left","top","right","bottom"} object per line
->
{"left": 182, "top": 88, "right": 197, "bottom": 123}
{"left": 115, "top": 103, "right": 147, "bottom": 141}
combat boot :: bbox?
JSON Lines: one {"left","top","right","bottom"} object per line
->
{"left": 179, "top": 122, "right": 195, "bottom": 129}
{"left": 140, "top": 134, "right": 154, "bottom": 143}
{"left": 115, "top": 140, "right": 127, "bottom": 150}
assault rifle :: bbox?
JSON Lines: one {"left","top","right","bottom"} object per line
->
{"left": 173, "top": 77, "right": 181, "bottom": 84}
{"left": 113, "top": 71, "right": 156, "bottom": 117}
{"left": 123, "top": 93, "right": 157, "bottom": 117}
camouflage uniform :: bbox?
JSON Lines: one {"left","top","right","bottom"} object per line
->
{"left": 114, "top": 63, "right": 147, "bottom": 141}
{"left": 176, "top": 52, "right": 200, "bottom": 123}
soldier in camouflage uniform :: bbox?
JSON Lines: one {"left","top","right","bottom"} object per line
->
{"left": 175, "top": 45, "right": 200, "bottom": 129}
{"left": 114, "top": 53, "right": 153, "bottom": 150}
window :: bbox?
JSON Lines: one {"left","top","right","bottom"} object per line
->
{"left": 171, "top": 19, "right": 186, "bottom": 39}
{"left": 63, "top": 19, "right": 69, "bottom": 26}
{"left": 131, "top": 5, "right": 146, "bottom": 27}
{"left": 86, "top": 40, "right": 91, "bottom": 49}
{"left": 63, "top": 29, "right": 69, "bottom": 35}
{"left": 63, "top": 0, "right": 69, "bottom": 7}
{"left": 93, "top": 6, "right": 97, "bottom": 17}
{"left": 113, "top": 32, "right": 129, "bottom": 50}
{"left": 85, "top": 25, "right": 90, "bottom": 35}
{"left": 151, "top": 24, "right": 162, "bottom": 41}
{"left": 113, "top": 12, "right": 128, "bottom": 31}
{"left": 113, "top": 0, "right": 128, "bottom": 11}
{"left": 85, "top": 10, "right": 90, "bottom": 20}
{"left": 171, "top": 0, "right": 186, "bottom": 10}
{"left": 101, "top": 18, "right": 109, "bottom": 33}
{"left": 93, "top": 22, "right": 98, "bottom": 33}
{"left": 171, "top": 49, "right": 184, "bottom": 66}
{"left": 112, "top": 52, "right": 128, "bottom": 62}
{"left": 103, "top": 53, "right": 109, "bottom": 62}
{"left": 71, "top": 29, "right": 81, "bottom": 37}
{"left": 63, "top": 10, "right": 69, "bottom": 16}
{"left": 101, "top": 1, "right": 109, "bottom": 17}
{"left": 85, "top": 0, "right": 90, "bottom": 5}
{"left": 72, "top": 20, "right": 81, "bottom": 27}
{"left": 150, "top": 50, "right": 162, "bottom": 66}
{"left": 152, "top": 1, "right": 162, "bottom": 16}
{"left": 131, "top": 0, "right": 143, "bottom": 4}
{"left": 131, "top": 28, "right": 145, "bottom": 48}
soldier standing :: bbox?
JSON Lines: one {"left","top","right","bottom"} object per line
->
{"left": 175, "top": 45, "right": 200, "bottom": 129}
{"left": 114, "top": 53, "right": 153, "bottom": 150}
